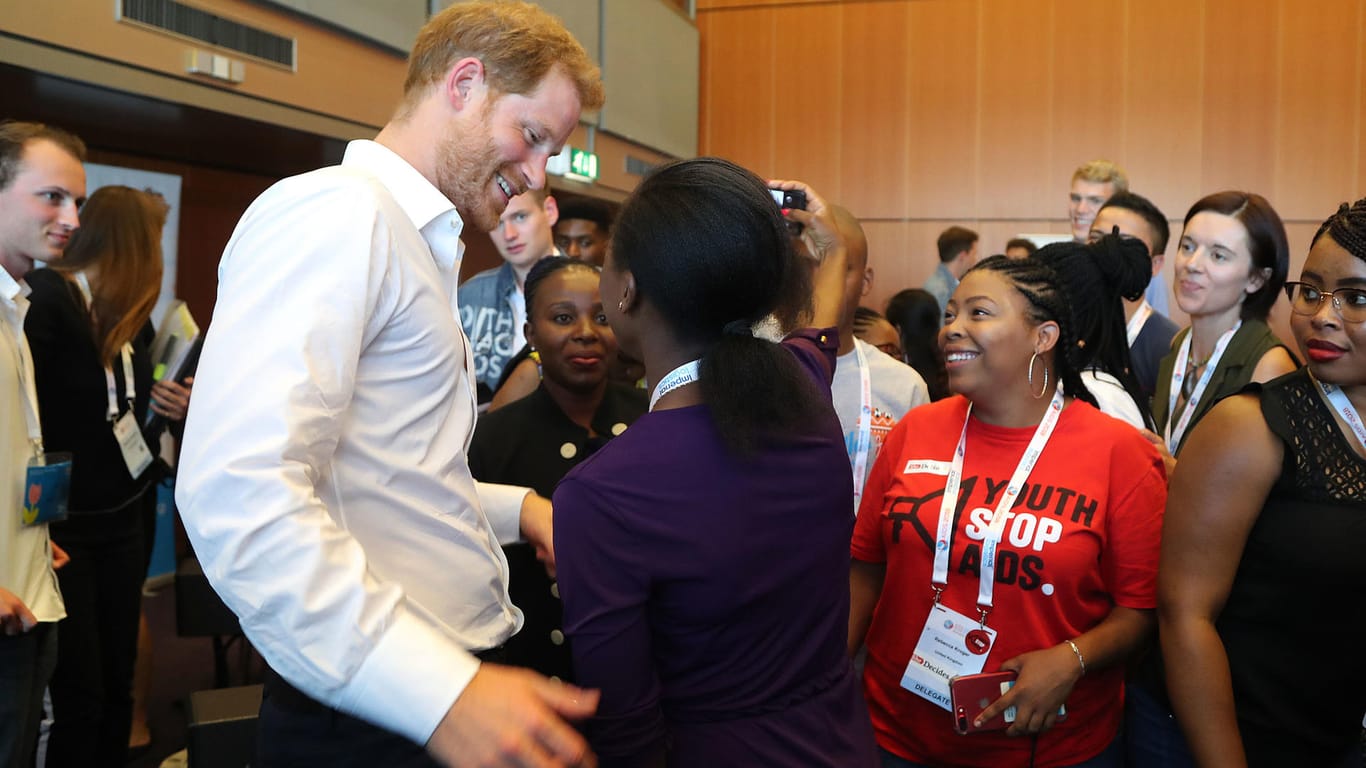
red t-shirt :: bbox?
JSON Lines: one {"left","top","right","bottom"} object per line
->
{"left": 851, "top": 396, "right": 1166, "bottom": 767}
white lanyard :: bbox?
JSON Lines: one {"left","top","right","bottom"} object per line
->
{"left": 649, "top": 359, "right": 701, "bottom": 411}
{"left": 1164, "top": 322, "right": 1240, "bottom": 452}
{"left": 1126, "top": 301, "right": 1153, "bottom": 346}
{"left": 2, "top": 301, "right": 44, "bottom": 457}
{"left": 103, "top": 344, "right": 136, "bottom": 421}
{"left": 931, "top": 390, "right": 1065, "bottom": 622}
{"left": 1316, "top": 377, "right": 1366, "bottom": 452}
{"left": 74, "top": 273, "right": 136, "bottom": 421}
{"left": 850, "top": 341, "right": 873, "bottom": 513}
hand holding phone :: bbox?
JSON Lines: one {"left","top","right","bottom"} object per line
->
{"left": 950, "top": 671, "right": 1016, "bottom": 734}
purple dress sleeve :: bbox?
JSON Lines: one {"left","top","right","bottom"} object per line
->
{"left": 554, "top": 474, "right": 667, "bottom": 764}
{"left": 783, "top": 327, "right": 839, "bottom": 392}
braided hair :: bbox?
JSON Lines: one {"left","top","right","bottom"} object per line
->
{"left": 524, "top": 255, "right": 600, "bottom": 316}
{"left": 1312, "top": 198, "right": 1366, "bottom": 261}
{"left": 965, "top": 255, "right": 1098, "bottom": 409}
{"left": 1032, "top": 235, "right": 1154, "bottom": 427}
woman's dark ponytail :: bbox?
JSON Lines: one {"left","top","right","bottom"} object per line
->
{"left": 611, "top": 158, "right": 827, "bottom": 456}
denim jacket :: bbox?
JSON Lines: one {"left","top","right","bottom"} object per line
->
{"left": 458, "top": 262, "right": 518, "bottom": 395}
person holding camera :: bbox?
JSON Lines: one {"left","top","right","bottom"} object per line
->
{"left": 553, "top": 159, "right": 877, "bottom": 767}
{"left": 848, "top": 254, "right": 1166, "bottom": 768}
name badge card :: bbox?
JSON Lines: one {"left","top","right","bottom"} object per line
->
{"left": 22, "top": 453, "right": 72, "bottom": 526}
{"left": 113, "top": 411, "right": 154, "bottom": 479}
{"left": 900, "top": 602, "right": 997, "bottom": 711}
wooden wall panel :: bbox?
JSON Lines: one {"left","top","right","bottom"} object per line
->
{"left": 978, "top": 0, "right": 1053, "bottom": 219}
{"left": 862, "top": 220, "right": 1051, "bottom": 313}
{"left": 771, "top": 4, "right": 844, "bottom": 193}
{"left": 1123, "top": 0, "right": 1204, "bottom": 222}
{"left": 862, "top": 221, "right": 917, "bottom": 312}
{"left": 698, "top": 0, "right": 1366, "bottom": 305}
{"left": 905, "top": 0, "right": 979, "bottom": 219}
{"left": 697, "top": 9, "right": 775, "bottom": 175}
{"left": 1200, "top": 0, "right": 1278, "bottom": 197}
{"left": 698, "top": 0, "right": 826, "bottom": 8}
{"left": 1360, "top": 0, "right": 1366, "bottom": 204}
{"left": 1274, "top": 0, "right": 1359, "bottom": 221}
{"left": 1050, "top": 0, "right": 1127, "bottom": 198}
{"left": 837, "top": 1, "right": 911, "bottom": 219}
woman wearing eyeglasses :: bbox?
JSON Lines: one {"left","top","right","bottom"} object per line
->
{"left": 1147, "top": 192, "right": 1298, "bottom": 466}
{"left": 1159, "top": 199, "right": 1366, "bottom": 768}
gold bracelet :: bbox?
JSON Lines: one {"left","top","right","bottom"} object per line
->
{"left": 1065, "top": 639, "right": 1086, "bottom": 676}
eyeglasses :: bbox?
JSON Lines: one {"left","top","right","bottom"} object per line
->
{"left": 1285, "top": 282, "right": 1366, "bottom": 323}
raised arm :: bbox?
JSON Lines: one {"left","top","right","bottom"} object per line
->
{"left": 769, "top": 179, "right": 847, "bottom": 330}
{"left": 1158, "top": 393, "right": 1280, "bottom": 768}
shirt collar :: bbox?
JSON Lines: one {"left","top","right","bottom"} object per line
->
{"left": 0, "top": 266, "right": 29, "bottom": 305}
{"left": 342, "top": 140, "right": 465, "bottom": 270}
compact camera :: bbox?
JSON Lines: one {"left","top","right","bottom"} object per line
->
{"left": 769, "top": 188, "right": 807, "bottom": 236}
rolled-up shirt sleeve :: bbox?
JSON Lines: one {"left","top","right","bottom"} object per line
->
{"left": 176, "top": 174, "right": 478, "bottom": 746}
{"left": 476, "top": 481, "right": 530, "bottom": 545}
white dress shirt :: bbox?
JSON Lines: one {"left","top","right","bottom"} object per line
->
{"left": 0, "top": 268, "right": 64, "bottom": 623}
{"left": 176, "top": 140, "right": 531, "bottom": 746}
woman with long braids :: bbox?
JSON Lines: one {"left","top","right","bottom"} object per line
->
{"left": 1033, "top": 235, "right": 1155, "bottom": 429}
{"left": 553, "top": 159, "right": 877, "bottom": 767}
{"left": 849, "top": 255, "right": 1167, "bottom": 767}
{"left": 1160, "top": 199, "right": 1366, "bottom": 768}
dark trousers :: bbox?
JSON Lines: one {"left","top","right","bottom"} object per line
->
{"left": 44, "top": 515, "right": 146, "bottom": 768}
{"left": 257, "top": 670, "right": 443, "bottom": 768}
{"left": 0, "top": 622, "right": 57, "bottom": 768}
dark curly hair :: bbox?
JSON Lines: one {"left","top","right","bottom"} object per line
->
{"left": 1032, "top": 235, "right": 1154, "bottom": 427}
{"left": 1312, "top": 198, "right": 1366, "bottom": 262}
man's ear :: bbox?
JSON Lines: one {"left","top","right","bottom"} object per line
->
{"left": 445, "top": 57, "right": 486, "bottom": 112}
{"left": 1150, "top": 251, "right": 1165, "bottom": 278}
{"left": 861, "top": 266, "right": 874, "bottom": 298}
{"left": 544, "top": 195, "right": 559, "bottom": 228}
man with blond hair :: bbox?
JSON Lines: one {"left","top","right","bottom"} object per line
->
{"left": 1067, "top": 159, "right": 1168, "bottom": 314}
{"left": 461, "top": 187, "right": 561, "bottom": 400}
{"left": 0, "top": 120, "right": 85, "bottom": 768}
{"left": 176, "top": 3, "right": 605, "bottom": 766}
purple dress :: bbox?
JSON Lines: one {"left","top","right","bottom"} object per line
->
{"left": 554, "top": 329, "right": 878, "bottom": 767}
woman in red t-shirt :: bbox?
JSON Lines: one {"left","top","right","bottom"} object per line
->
{"left": 849, "top": 255, "right": 1167, "bottom": 768}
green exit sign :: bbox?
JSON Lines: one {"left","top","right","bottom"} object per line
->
{"left": 567, "top": 148, "right": 599, "bottom": 182}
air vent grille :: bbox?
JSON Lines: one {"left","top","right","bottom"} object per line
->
{"left": 120, "top": 0, "right": 296, "bottom": 69}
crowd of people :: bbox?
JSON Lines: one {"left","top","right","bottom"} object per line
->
{"left": 2, "top": 2, "right": 1364, "bottom": 768}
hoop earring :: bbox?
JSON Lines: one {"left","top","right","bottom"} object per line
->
{"left": 1028, "top": 352, "right": 1049, "bottom": 399}
{"left": 617, "top": 299, "right": 626, "bottom": 312}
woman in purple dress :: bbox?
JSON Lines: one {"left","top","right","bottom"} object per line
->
{"left": 553, "top": 158, "right": 877, "bottom": 767}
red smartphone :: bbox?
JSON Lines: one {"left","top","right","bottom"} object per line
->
{"left": 949, "top": 670, "right": 1017, "bottom": 734}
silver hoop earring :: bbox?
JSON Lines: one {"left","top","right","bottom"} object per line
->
{"left": 1028, "top": 352, "right": 1049, "bottom": 399}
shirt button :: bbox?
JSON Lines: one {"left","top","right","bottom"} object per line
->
{"left": 610, "top": 422, "right": 628, "bottom": 436}
{"left": 560, "top": 442, "right": 577, "bottom": 459}
{"left": 550, "top": 629, "right": 565, "bottom": 646}
{"left": 550, "top": 583, "right": 559, "bottom": 599}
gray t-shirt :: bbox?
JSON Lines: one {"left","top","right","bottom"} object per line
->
{"left": 831, "top": 338, "right": 930, "bottom": 493}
